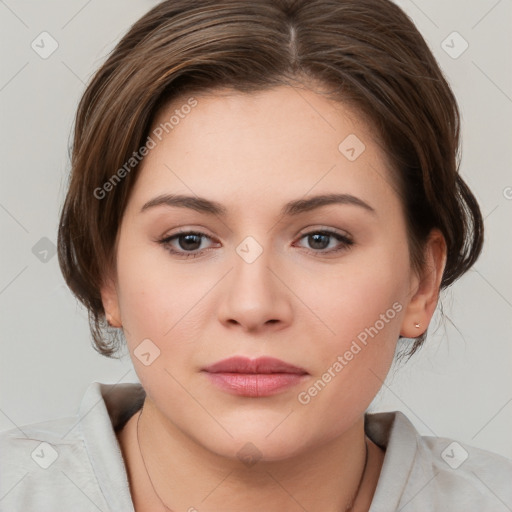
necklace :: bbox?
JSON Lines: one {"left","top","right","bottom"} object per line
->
{"left": 136, "top": 406, "right": 369, "bottom": 512}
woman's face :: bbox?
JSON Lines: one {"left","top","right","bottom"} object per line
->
{"left": 103, "top": 85, "right": 426, "bottom": 459}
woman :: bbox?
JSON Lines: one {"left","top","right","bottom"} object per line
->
{"left": 1, "top": 0, "right": 511, "bottom": 511}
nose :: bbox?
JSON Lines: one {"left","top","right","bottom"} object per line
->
{"left": 216, "top": 240, "right": 293, "bottom": 333}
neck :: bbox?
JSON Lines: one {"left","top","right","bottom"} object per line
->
{"left": 117, "top": 398, "right": 383, "bottom": 512}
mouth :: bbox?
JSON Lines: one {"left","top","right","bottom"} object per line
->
{"left": 201, "top": 356, "right": 309, "bottom": 398}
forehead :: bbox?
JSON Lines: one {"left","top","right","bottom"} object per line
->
{"left": 127, "top": 86, "right": 399, "bottom": 216}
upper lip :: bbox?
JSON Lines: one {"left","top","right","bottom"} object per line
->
{"left": 202, "top": 356, "right": 308, "bottom": 375}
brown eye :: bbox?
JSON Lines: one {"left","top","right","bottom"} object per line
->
{"left": 159, "top": 231, "right": 217, "bottom": 258}
{"left": 175, "top": 233, "right": 203, "bottom": 251}
{"left": 296, "top": 230, "right": 354, "bottom": 254}
{"left": 307, "top": 233, "right": 331, "bottom": 250}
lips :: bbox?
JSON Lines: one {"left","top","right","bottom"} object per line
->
{"left": 203, "top": 356, "right": 308, "bottom": 375}
{"left": 202, "top": 356, "right": 309, "bottom": 397}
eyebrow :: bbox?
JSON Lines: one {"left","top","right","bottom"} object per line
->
{"left": 140, "top": 193, "right": 376, "bottom": 217}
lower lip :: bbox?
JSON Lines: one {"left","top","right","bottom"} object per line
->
{"left": 203, "top": 372, "right": 308, "bottom": 397}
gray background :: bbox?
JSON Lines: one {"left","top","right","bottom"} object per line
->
{"left": 1, "top": 0, "right": 511, "bottom": 459}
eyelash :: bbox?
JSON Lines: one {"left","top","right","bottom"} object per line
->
{"left": 157, "top": 229, "right": 354, "bottom": 259}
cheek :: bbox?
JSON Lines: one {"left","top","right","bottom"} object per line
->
{"left": 298, "top": 247, "right": 409, "bottom": 355}
{"left": 114, "top": 238, "right": 216, "bottom": 365}
{"left": 114, "top": 238, "right": 183, "bottom": 344}
{"left": 292, "top": 253, "right": 407, "bottom": 437}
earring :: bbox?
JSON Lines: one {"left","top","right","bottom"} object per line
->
{"left": 414, "top": 322, "right": 420, "bottom": 328}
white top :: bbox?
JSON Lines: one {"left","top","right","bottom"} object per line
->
{"left": 1, "top": 381, "right": 511, "bottom": 511}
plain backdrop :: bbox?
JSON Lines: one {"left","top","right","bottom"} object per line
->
{"left": 1, "top": 0, "right": 511, "bottom": 459}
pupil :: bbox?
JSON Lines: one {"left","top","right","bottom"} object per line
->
{"left": 180, "top": 234, "right": 201, "bottom": 251}
{"left": 309, "top": 233, "right": 329, "bottom": 250}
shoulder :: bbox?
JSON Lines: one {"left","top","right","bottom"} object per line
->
{"left": 0, "top": 381, "right": 141, "bottom": 512}
{"left": 366, "top": 410, "right": 512, "bottom": 512}
{"left": 0, "top": 416, "right": 110, "bottom": 512}
{"left": 416, "top": 433, "right": 512, "bottom": 509}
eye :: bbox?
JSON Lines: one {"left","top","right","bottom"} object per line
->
{"left": 158, "top": 231, "right": 218, "bottom": 258}
{"left": 158, "top": 228, "right": 354, "bottom": 259}
{"left": 294, "top": 229, "right": 354, "bottom": 255}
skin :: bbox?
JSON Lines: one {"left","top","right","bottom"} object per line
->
{"left": 103, "top": 84, "right": 447, "bottom": 511}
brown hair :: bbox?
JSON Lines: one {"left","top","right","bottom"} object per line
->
{"left": 57, "top": 0, "right": 483, "bottom": 359}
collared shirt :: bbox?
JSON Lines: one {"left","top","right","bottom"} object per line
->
{"left": 1, "top": 381, "right": 511, "bottom": 511}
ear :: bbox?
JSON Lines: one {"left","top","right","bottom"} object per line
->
{"left": 400, "top": 229, "right": 447, "bottom": 338}
{"left": 100, "top": 274, "right": 122, "bottom": 328}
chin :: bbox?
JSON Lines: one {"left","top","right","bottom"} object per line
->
{"left": 221, "top": 436, "right": 309, "bottom": 464}
{"left": 195, "top": 419, "right": 311, "bottom": 463}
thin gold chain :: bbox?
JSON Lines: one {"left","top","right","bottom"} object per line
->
{"left": 136, "top": 406, "right": 369, "bottom": 512}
